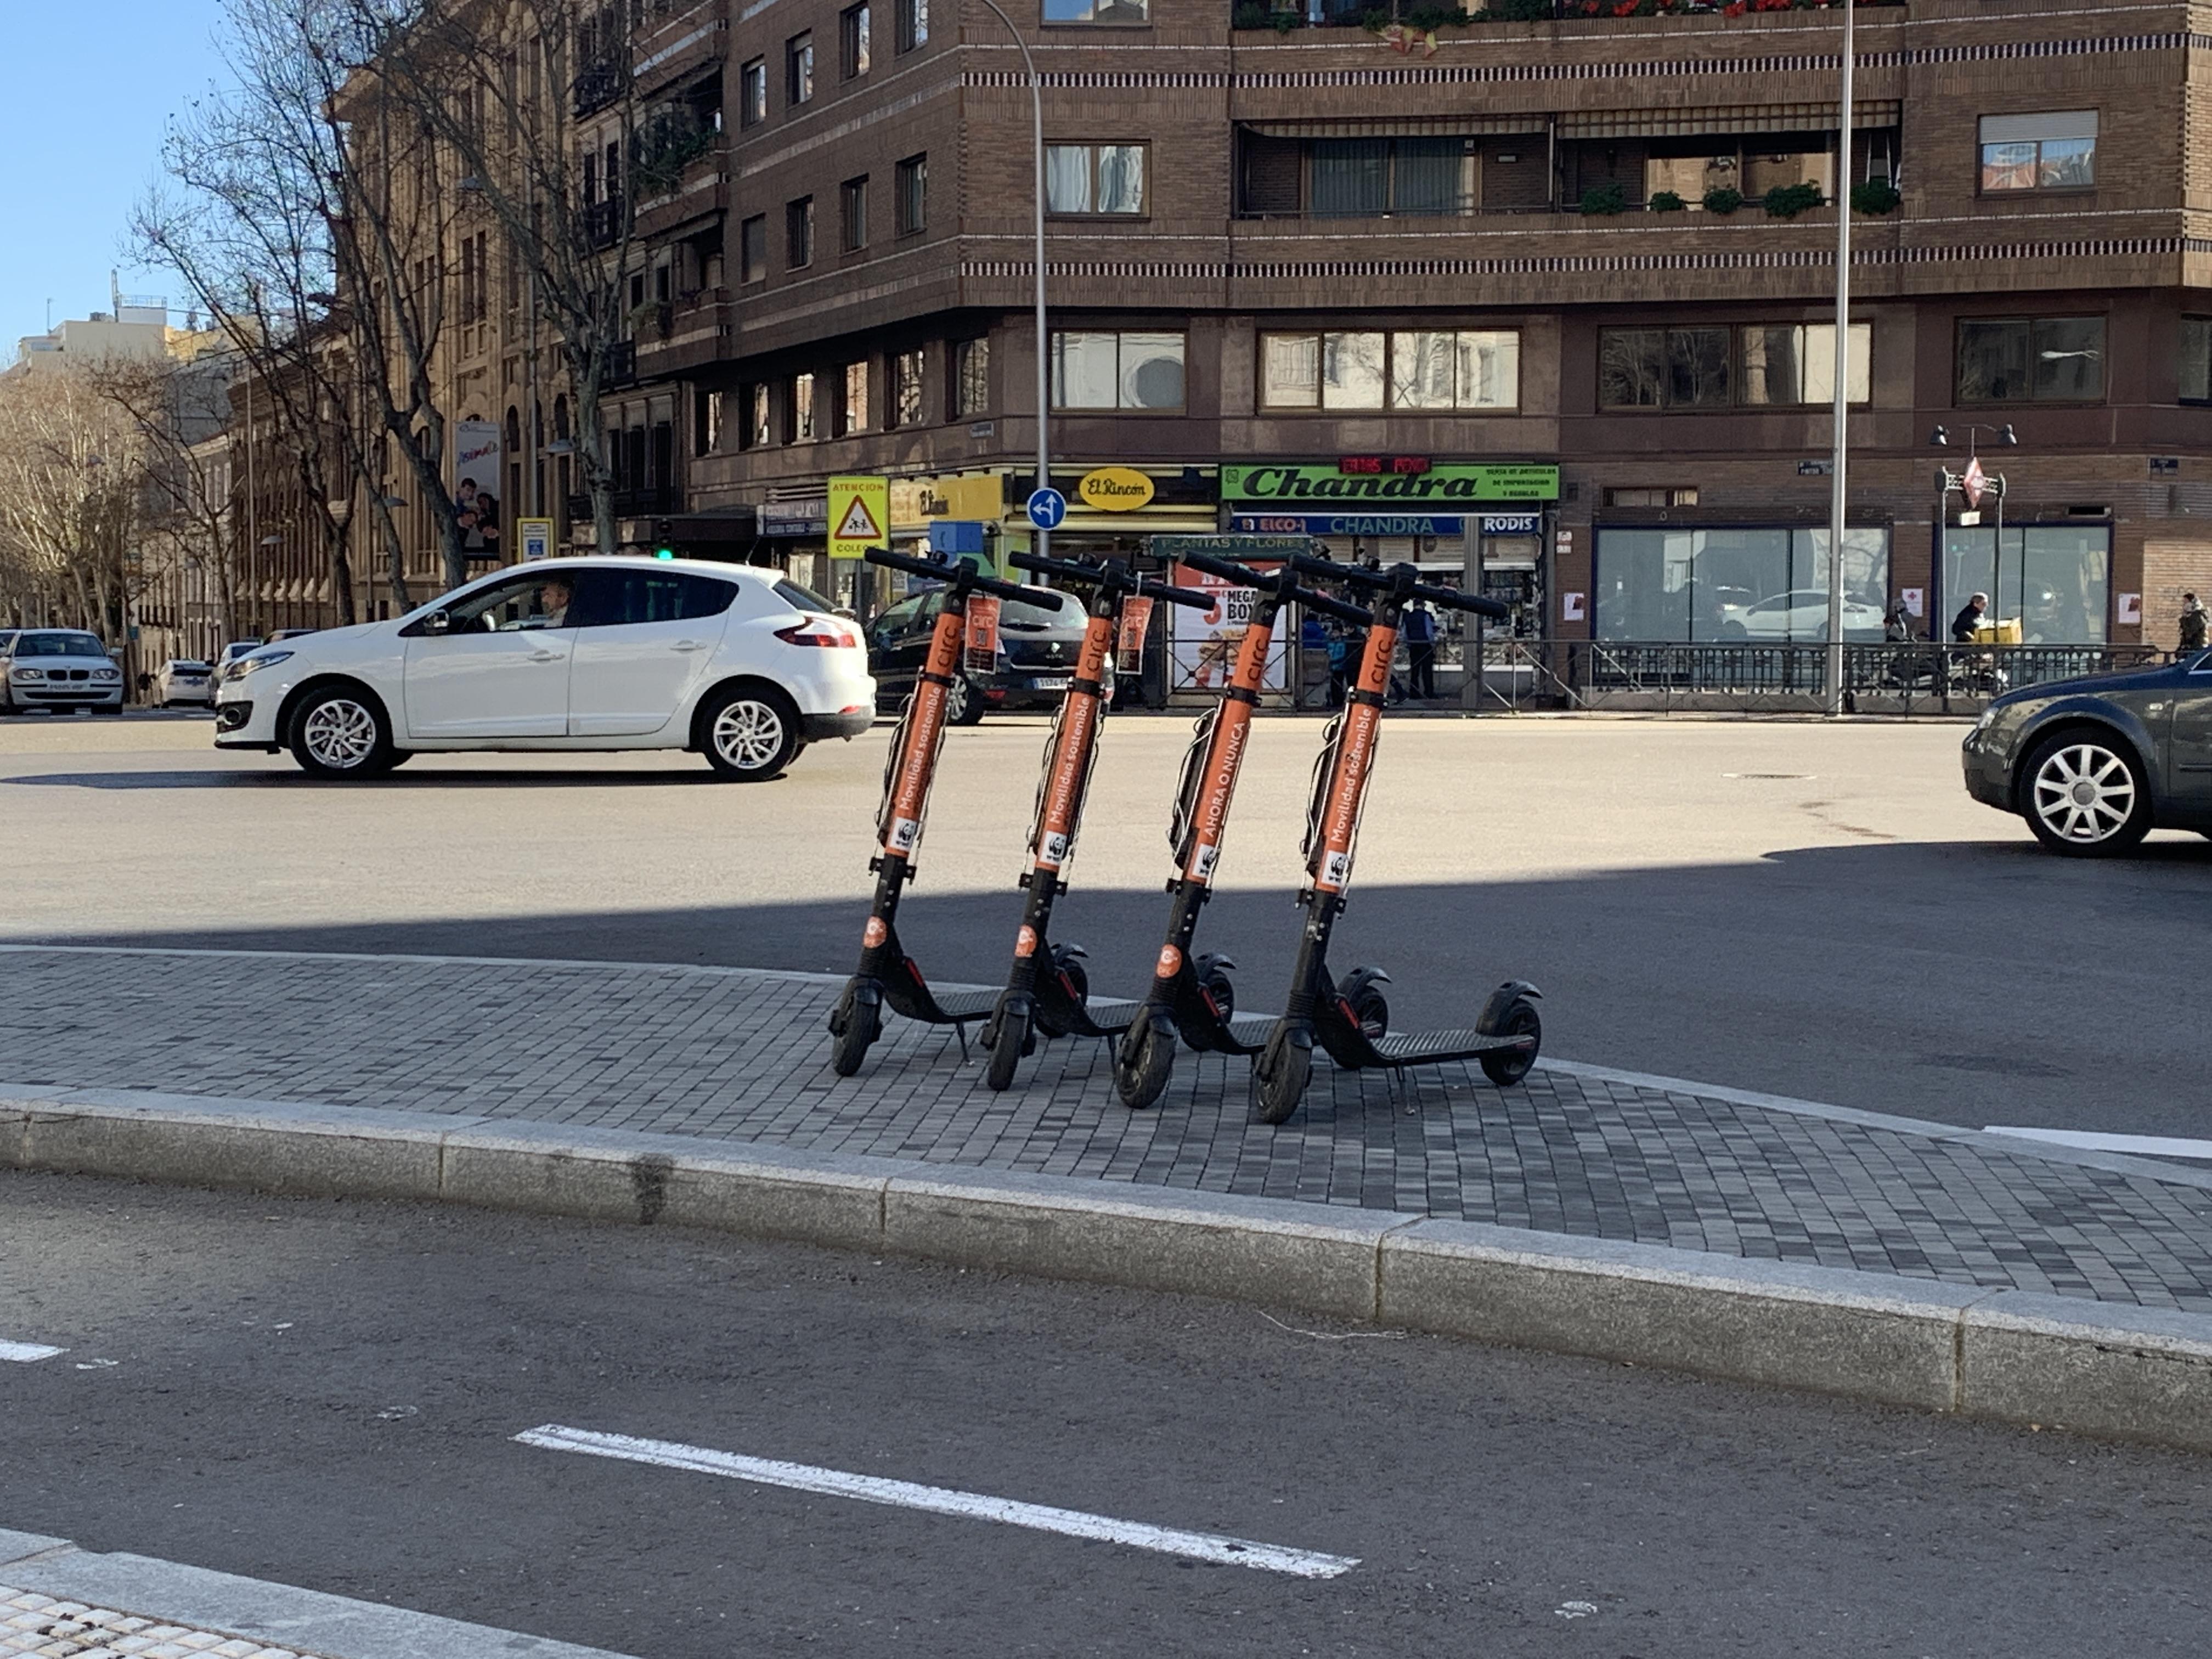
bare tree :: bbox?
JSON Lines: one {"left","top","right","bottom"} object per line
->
{"left": 0, "top": 367, "right": 147, "bottom": 642}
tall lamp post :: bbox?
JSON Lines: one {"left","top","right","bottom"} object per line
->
{"left": 1822, "top": 0, "right": 1855, "bottom": 716}
{"left": 1928, "top": 422, "right": 2018, "bottom": 642}
{"left": 972, "top": 0, "right": 1051, "bottom": 565}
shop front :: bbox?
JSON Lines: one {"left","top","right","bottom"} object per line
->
{"left": 1592, "top": 525, "right": 1893, "bottom": 644}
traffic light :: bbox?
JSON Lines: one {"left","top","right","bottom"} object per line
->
{"left": 653, "top": 520, "right": 675, "bottom": 560}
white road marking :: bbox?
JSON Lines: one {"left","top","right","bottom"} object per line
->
{"left": 515, "top": 1424, "right": 1359, "bottom": 1579}
{"left": 0, "top": 1341, "right": 65, "bottom": 1363}
{"left": 1985, "top": 1126, "right": 2212, "bottom": 1161}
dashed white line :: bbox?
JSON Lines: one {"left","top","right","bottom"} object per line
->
{"left": 514, "top": 1424, "right": 1359, "bottom": 1579}
{"left": 0, "top": 1341, "right": 65, "bottom": 1363}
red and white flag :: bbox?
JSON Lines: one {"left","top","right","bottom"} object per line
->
{"left": 1961, "top": 455, "right": 1988, "bottom": 510}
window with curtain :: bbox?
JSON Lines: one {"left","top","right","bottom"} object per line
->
{"left": 953, "top": 337, "right": 990, "bottom": 417}
{"left": 1740, "top": 323, "right": 1872, "bottom": 405}
{"left": 790, "top": 373, "right": 815, "bottom": 442}
{"left": 1050, "top": 332, "right": 1184, "bottom": 410}
{"left": 1309, "top": 137, "right": 1466, "bottom": 218}
{"left": 1262, "top": 330, "right": 1519, "bottom": 411}
{"left": 740, "top": 215, "right": 767, "bottom": 284}
{"left": 1043, "top": 0, "right": 1148, "bottom": 22}
{"left": 2183, "top": 318, "right": 2212, "bottom": 404}
{"left": 841, "top": 362, "right": 868, "bottom": 434}
{"left": 1046, "top": 144, "right": 1145, "bottom": 214}
{"left": 1978, "top": 111, "right": 2096, "bottom": 193}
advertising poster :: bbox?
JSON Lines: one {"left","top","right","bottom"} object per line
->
{"left": 453, "top": 419, "right": 503, "bottom": 561}
{"left": 1171, "top": 567, "right": 1287, "bottom": 693}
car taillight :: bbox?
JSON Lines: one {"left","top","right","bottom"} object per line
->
{"left": 775, "top": 617, "right": 860, "bottom": 647}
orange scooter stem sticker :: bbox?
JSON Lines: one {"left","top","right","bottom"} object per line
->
{"left": 1030, "top": 616, "right": 1114, "bottom": 872}
{"left": 1180, "top": 614, "right": 1273, "bottom": 886}
{"left": 881, "top": 608, "right": 967, "bottom": 858}
{"left": 1311, "top": 623, "right": 1395, "bottom": 894}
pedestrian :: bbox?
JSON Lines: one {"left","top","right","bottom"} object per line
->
{"left": 1951, "top": 591, "right": 1989, "bottom": 644}
{"left": 1324, "top": 623, "right": 1350, "bottom": 709}
{"left": 1404, "top": 598, "right": 1438, "bottom": 699}
{"left": 2180, "top": 591, "right": 2209, "bottom": 651}
{"left": 1883, "top": 604, "right": 1912, "bottom": 644}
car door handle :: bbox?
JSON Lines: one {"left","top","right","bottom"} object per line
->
{"left": 528, "top": 649, "right": 562, "bottom": 663}
{"left": 671, "top": 641, "right": 707, "bottom": 653}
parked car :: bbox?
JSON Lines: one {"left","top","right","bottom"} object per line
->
{"left": 266, "top": 628, "right": 320, "bottom": 642}
{"left": 212, "top": 556, "right": 872, "bottom": 781}
{"left": 0, "top": 629, "right": 125, "bottom": 715}
{"left": 154, "top": 659, "right": 216, "bottom": 708}
{"left": 1961, "top": 648, "right": 2212, "bottom": 855}
{"left": 1717, "top": 590, "right": 1888, "bottom": 642}
{"left": 867, "top": 582, "right": 1090, "bottom": 724}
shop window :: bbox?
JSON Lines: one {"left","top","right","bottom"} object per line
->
{"left": 840, "top": 362, "right": 868, "bottom": 435}
{"left": 1310, "top": 137, "right": 1468, "bottom": 218}
{"left": 1262, "top": 330, "right": 1519, "bottom": 411}
{"left": 786, "top": 196, "right": 815, "bottom": 269}
{"left": 1944, "top": 525, "right": 2109, "bottom": 643}
{"left": 1043, "top": 0, "right": 1146, "bottom": 23}
{"left": 841, "top": 176, "right": 869, "bottom": 251}
{"left": 1956, "top": 316, "right": 2105, "bottom": 403}
{"left": 740, "top": 58, "right": 766, "bottom": 127}
{"left": 896, "top": 154, "right": 927, "bottom": 234}
{"left": 893, "top": 349, "right": 925, "bottom": 426}
{"left": 1594, "top": 527, "right": 1891, "bottom": 644}
{"left": 2183, "top": 318, "right": 2212, "bottom": 404}
{"left": 740, "top": 215, "right": 767, "bottom": 284}
{"left": 1045, "top": 144, "right": 1147, "bottom": 216}
{"left": 897, "top": 0, "right": 927, "bottom": 50}
{"left": 786, "top": 32, "right": 814, "bottom": 108}
{"left": 952, "top": 337, "right": 990, "bottom": 418}
{"left": 1979, "top": 111, "right": 2096, "bottom": 193}
{"left": 1049, "top": 331, "right": 1184, "bottom": 410}
{"left": 840, "top": 2, "right": 871, "bottom": 78}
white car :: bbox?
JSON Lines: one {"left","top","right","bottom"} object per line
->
{"left": 154, "top": 658, "right": 216, "bottom": 708}
{"left": 1717, "top": 590, "right": 1888, "bottom": 643}
{"left": 213, "top": 556, "right": 874, "bottom": 781}
{"left": 0, "top": 629, "right": 125, "bottom": 714}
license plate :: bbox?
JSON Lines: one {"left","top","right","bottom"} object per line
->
{"left": 1030, "top": 676, "right": 1069, "bottom": 691}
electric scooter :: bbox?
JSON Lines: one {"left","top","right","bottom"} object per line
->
{"left": 979, "top": 550, "right": 1217, "bottom": 1092}
{"left": 1248, "top": 554, "right": 1545, "bottom": 1126}
{"left": 1111, "top": 548, "right": 1375, "bottom": 1111}
{"left": 828, "top": 546, "right": 1043, "bottom": 1077}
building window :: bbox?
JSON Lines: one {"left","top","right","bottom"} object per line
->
{"left": 1045, "top": 144, "right": 1146, "bottom": 216}
{"left": 840, "top": 3, "right": 871, "bottom": 77}
{"left": 953, "top": 337, "right": 990, "bottom": 417}
{"left": 790, "top": 372, "right": 816, "bottom": 442}
{"left": 841, "top": 361, "right": 869, "bottom": 435}
{"left": 840, "top": 176, "right": 869, "bottom": 251}
{"left": 740, "top": 58, "right": 766, "bottom": 126}
{"left": 1598, "top": 328, "right": 1731, "bottom": 409}
{"left": 1979, "top": 111, "right": 2097, "bottom": 193}
{"left": 787, "top": 33, "right": 814, "bottom": 107}
{"left": 1605, "top": 487, "right": 1701, "bottom": 509}
{"left": 787, "top": 196, "right": 815, "bottom": 269}
{"left": 895, "top": 154, "right": 927, "bottom": 234}
{"left": 745, "top": 384, "right": 771, "bottom": 448}
{"left": 892, "top": 349, "right": 925, "bottom": 426}
{"left": 740, "top": 215, "right": 768, "bottom": 284}
{"left": 2182, "top": 318, "right": 2212, "bottom": 404}
{"left": 1739, "top": 324, "right": 1872, "bottom": 406}
{"left": 1260, "top": 330, "right": 1519, "bottom": 411}
{"left": 1956, "top": 316, "right": 2106, "bottom": 403}
{"left": 1043, "top": 0, "right": 1146, "bottom": 23}
{"left": 1944, "top": 525, "right": 2110, "bottom": 644}
{"left": 1049, "top": 331, "right": 1184, "bottom": 410}
{"left": 1311, "top": 137, "right": 1469, "bottom": 218}
{"left": 694, "top": 387, "right": 721, "bottom": 456}
{"left": 1594, "top": 528, "right": 1893, "bottom": 645}
{"left": 897, "top": 0, "right": 928, "bottom": 50}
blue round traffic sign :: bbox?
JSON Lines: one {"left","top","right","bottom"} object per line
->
{"left": 1025, "top": 488, "right": 1068, "bottom": 531}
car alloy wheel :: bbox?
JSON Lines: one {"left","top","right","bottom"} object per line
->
{"left": 2028, "top": 739, "right": 2142, "bottom": 850}
{"left": 713, "top": 697, "right": 787, "bottom": 772}
{"left": 301, "top": 697, "right": 380, "bottom": 771}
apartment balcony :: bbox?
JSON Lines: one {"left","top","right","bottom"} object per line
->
{"left": 583, "top": 196, "right": 627, "bottom": 252}
{"left": 603, "top": 339, "right": 639, "bottom": 390}
{"left": 572, "top": 59, "right": 624, "bottom": 118}
{"left": 1228, "top": 0, "right": 1904, "bottom": 32}
{"left": 636, "top": 286, "right": 733, "bottom": 379}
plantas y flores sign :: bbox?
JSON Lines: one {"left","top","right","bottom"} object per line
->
{"left": 1221, "top": 463, "right": 1560, "bottom": 504}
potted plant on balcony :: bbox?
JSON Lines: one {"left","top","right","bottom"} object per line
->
{"left": 1762, "top": 181, "right": 1825, "bottom": 218}
{"left": 1579, "top": 181, "right": 1629, "bottom": 216}
{"left": 1701, "top": 185, "right": 1744, "bottom": 215}
{"left": 1649, "top": 190, "right": 1687, "bottom": 212}
{"left": 1850, "top": 177, "right": 1902, "bottom": 215}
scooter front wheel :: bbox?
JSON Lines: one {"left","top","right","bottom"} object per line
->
{"left": 1249, "top": 1028, "right": 1312, "bottom": 1126}
{"left": 1478, "top": 995, "right": 1542, "bottom": 1088}
{"left": 828, "top": 984, "right": 881, "bottom": 1077}
{"left": 986, "top": 1004, "right": 1031, "bottom": 1092}
{"left": 1114, "top": 1017, "right": 1177, "bottom": 1111}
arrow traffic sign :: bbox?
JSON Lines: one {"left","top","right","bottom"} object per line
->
{"left": 1025, "top": 488, "right": 1067, "bottom": 531}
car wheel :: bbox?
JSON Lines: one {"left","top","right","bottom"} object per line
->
{"left": 289, "top": 686, "right": 396, "bottom": 780}
{"left": 2021, "top": 731, "right": 2151, "bottom": 856}
{"left": 701, "top": 684, "right": 799, "bottom": 781}
{"left": 945, "top": 673, "right": 985, "bottom": 726}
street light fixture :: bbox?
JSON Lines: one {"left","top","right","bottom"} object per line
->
{"left": 1927, "top": 424, "right": 2023, "bottom": 691}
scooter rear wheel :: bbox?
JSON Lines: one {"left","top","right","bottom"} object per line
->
{"left": 1249, "top": 1029, "right": 1312, "bottom": 1126}
{"left": 1478, "top": 996, "right": 1542, "bottom": 1087}
{"left": 1114, "top": 1017, "right": 1177, "bottom": 1111}
{"left": 986, "top": 1004, "right": 1030, "bottom": 1092}
{"left": 828, "top": 989, "right": 879, "bottom": 1077}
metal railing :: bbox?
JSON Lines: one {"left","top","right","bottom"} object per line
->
{"left": 1467, "top": 640, "right": 2174, "bottom": 715}
{"left": 1232, "top": 0, "right": 1905, "bottom": 29}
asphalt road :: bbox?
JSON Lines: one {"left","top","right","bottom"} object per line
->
{"left": 2, "top": 710, "right": 2207, "bottom": 1135}
{"left": 4, "top": 1170, "right": 2208, "bottom": 1658}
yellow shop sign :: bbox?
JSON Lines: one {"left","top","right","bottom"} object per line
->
{"left": 1077, "top": 467, "right": 1156, "bottom": 511}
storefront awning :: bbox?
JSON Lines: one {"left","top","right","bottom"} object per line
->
{"left": 1559, "top": 101, "right": 1900, "bottom": 139}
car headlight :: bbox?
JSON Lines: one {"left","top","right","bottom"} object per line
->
{"left": 94, "top": 667, "right": 120, "bottom": 681}
{"left": 221, "top": 650, "right": 294, "bottom": 683}
{"left": 10, "top": 667, "right": 43, "bottom": 681}
{"left": 1973, "top": 707, "right": 1997, "bottom": 733}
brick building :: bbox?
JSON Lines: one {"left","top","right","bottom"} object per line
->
{"left": 541, "top": 0, "right": 2212, "bottom": 671}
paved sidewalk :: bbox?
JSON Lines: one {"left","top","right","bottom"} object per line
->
{"left": 5, "top": 945, "right": 2212, "bottom": 1313}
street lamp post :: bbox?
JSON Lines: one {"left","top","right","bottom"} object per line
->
{"left": 972, "top": 0, "right": 1050, "bottom": 565}
{"left": 1928, "top": 422, "right": 2017, "bottom": 707}
{"left": 1822, "top": 0, "right": 1855, "bottom": 716}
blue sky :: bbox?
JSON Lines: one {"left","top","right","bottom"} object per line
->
{"left": 0, "top": 1, "right": 228, "bottom": 352}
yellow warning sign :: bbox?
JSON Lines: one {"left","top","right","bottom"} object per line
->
{"left": 828, "top": 475, "right": 890, "bottom": 560}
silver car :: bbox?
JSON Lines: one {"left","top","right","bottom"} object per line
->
{"left": 0, "top": 629, "right": 125, "bottom": 714}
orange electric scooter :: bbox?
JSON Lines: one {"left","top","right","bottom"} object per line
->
{"left": 828, "top": 546, "right": 1042, "bottom": 1077}
{"left": 978, "top": 549, "right": 1216, "bottom": 1092}
{"left": 1248, "top": 553, "right": 1544, "bottom": 1126}
{"left": 1111, "top": 548, "right": 1374, "bottom": 1111}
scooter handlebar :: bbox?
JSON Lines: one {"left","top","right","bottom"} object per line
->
{"left": 1175, "top": 550, "right": 1374, "bottom": 627}
{"left": 1008, "top": 550, "right": 1217, "bottom": 612}
{"left": 864, "top": 546, "right": 1033, "bottom": 605}
{"left": 1289, "top": 553, "right": 1510, "bottom": 620}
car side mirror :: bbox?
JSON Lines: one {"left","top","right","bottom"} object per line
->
{"left": 420, "top": 609, "right": 453, "bottom": 636}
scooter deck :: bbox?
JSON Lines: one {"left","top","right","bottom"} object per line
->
{"left": 1365, "top": 1028, "right": 1534, "bottom": 1065}
{"left": 1048, "top": 995, "right": 1145, "bottom": 1038}
{"left": 882, "top": 980, "right": 999, "bottom": 1025}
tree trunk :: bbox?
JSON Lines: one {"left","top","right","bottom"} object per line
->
{"left": 329, "top": 533, "right": 358, "bottom": 627}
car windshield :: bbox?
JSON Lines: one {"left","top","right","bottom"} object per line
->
{"left": 170, "top": 661, "right": 211, "bottom": 672}
{"left": 1001, "top": 589, "right": 1084, "bottom": 631}
{"left": 16, "top": 633, "right": 107, "bottom": 658}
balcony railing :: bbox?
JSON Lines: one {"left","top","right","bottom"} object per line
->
{"left": 583, "top": 196, "right": 627, "bottom": 251}
{"left": 1232, "top": 0, "right": 1904, "bottom": 31}
{"left": 572, "top": 59, "right": 624, "bottom": 117}
{"left": 603, "top": 340, "right": 637, "bottom": 388}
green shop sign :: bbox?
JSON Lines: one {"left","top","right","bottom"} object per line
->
{"left": 1221, "top": 464, "right": 1561, "bottom": 504}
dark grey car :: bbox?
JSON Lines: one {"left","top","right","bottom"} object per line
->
{"left": 1961, "top": 649, "right": 2212, "bottom": 855}
{"left": 866, "top": 584, "right": 1090, "bottom": 724}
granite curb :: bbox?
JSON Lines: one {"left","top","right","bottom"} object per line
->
{"left": 7, "top": 1089, "right": 2211, "bottom": 1454}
